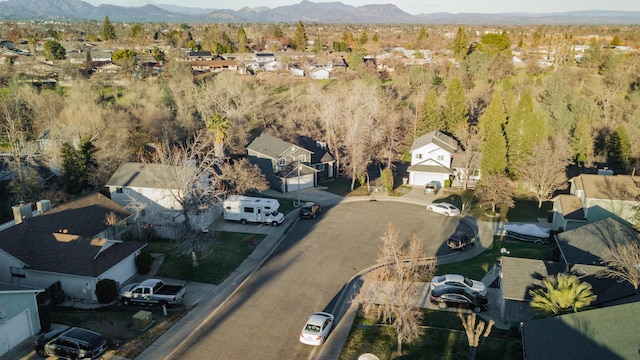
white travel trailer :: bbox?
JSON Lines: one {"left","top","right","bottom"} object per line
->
{"left": 222, "top": 196, "right": 285, "bottom": 226}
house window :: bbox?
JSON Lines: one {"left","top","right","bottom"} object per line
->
{"left": 10, "top": 266, "right": 25, "bottom": 278}
{"left": 437, "top": 155, "right": 445, "bottom": 161}
{"left": 416, "top": 153, "right": 422, "bottom": 160}
{"left": 116, "top": 187, "right": 123, "bottom": 194}
{"left": 298, "top": 155, "right": 306, "bottom": 162}
{"left": 277, "top": 157, "right": 286, "bottom": 167}
{"left": 316, "top": 163, "right": 325, "bottom": 171}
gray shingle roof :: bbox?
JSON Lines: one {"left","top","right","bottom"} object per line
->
{"left": 105, "top": 162, "right": 184, "bottom": 190}
{"left": 0, "top": 192, "right": 145, "bottom": 277}
{"left": 409, "top": 130, "right": 458, "bottom": 153}
{"left": 247, "top": 133, "right": 305, "bottom": 159}
{"left": 571, "top": 174, "right": 640, "bottom": 201}
{"left": 555, "top": 217, "right": 639, "bottom": 265}
{"left": 500, "top": 257, "right": 566, "bottom": 301}
{"left": 522, "top": 301, "right": 640, "bottom": 360}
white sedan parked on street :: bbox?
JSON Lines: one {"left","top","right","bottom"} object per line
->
{"left": 430, "top": 274, "right": 487, "bottom": 296}
{"left": 427, "top": 202, "right": 460, "bottom": 216}
{"left": 299, "top": 312, "right": 334, "bottom": 345}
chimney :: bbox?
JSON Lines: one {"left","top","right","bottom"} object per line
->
{"left": 36, "top": 200, "right": 51, "bottom": 213}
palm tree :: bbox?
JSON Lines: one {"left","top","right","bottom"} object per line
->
{"left": 206, "top": 114, "right": 229, "bottom": 158}
{"left": 529, "top": 273, "right": 597, "bottom": 317}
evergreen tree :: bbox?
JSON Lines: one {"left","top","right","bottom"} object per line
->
{"left": 293, "top": 20, "right": 308, "bottom": 50}
{"left": 237, "top": 26, "right": 249, "bottom": 52}
{"left": 607, "top": 125, "right": 631, "bottom": 173}
{"left": 571, "top": 115, "right": 594, "bottom": 167}
{"left": 443, "top": 77, "right": 468, "bottom": 132}
{"left": 417, "top": 89, "right": 444, "bottom": 136}
{"left": 273, "top": 24, "right": 283, "bottom": 39}
{"left": 313, "top": 35, "right": 324, "bottom": 53}
{"left": 358, "top": 29, "right": 368, "bottom": 46}
{"left": 453, "top": 26, "right": 469, "bottom": 59}
{"left": 61, "top": 138, "right": 97, "bottom": 195}
{"left": 43, "top": 40, "right": 66, "bottom": 60}
{"left": 478, "top": 91, "right": 508, "bottom": 175}
{"left": 505, "top": 90, "right": 547, "bottom": 177}
{"left": 101, "top": 16, "right": 116, "bottom": 41}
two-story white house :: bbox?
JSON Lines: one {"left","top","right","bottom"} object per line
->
{"left": 407, "top": 131, "right": 459, "bottom": 187}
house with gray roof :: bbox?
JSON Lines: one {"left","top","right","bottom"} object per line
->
{"left": 551, "top": 174, "right": 640, "bottom": 230}
{"left": 0, "top": 283, "right": 43, "bottom": 357}
{"left": 407, "top": 131, "right": 476, "bottom": 188}
{"left": 0, "top": 192, "right": 145, "bottom": 303}
{"left": 521, "top": 301, "right": 640, "bottom": 360}
{"left": 246, "top": 133, "right": 318, "bottom": 193}
{"left": 499, "top": 256, "right": 634, "bottom": 326}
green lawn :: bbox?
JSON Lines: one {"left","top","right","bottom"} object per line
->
{"left": 341, "top": 311, "right": 522, "bottom": 360}
{"left": 145, "top": 231, "right": 266, "bottom": 284}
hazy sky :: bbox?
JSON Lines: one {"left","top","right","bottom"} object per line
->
{"left": 83, "top": 0, "right": 640, "bottom": 15}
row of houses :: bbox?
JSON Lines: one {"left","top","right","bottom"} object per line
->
{"left": 2, "top": 129, "right": 640, "bottom": 356}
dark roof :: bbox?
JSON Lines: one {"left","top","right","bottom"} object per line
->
{"left": 297, "top": 136, "right": 335, "bottom": 165}
{"left": 0, "top": 192, "right": 145, "bottom": 277}
{"left": 522, "top": 301, "right": 640, "bottom": 360}
{"left": 409, "top": 130, "right": 458, "bottom": 153}
{"left": 247, "top": 133, "right": 306, "bottom": 160}
{"left": 555, "top": 217, "right": 640, "bottom": 265}
{"left": 500, "top": 257, "right": 634, "bottom": 304}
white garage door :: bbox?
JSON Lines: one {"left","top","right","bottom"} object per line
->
{"left": 411, "top": 172, "right": 430, "bottom": 186}
{"left": 0, "top": 310, "right": 32, "bottom": 356}
{"left": 285, "top": 174, "right": 314, "bottom": 192}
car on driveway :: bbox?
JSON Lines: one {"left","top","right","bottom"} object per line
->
{"left": 430, "top": 286, "right": 489, "bottom": 313}
{"left": 447, "top": 231, "right": 475, "bottom": 250}
{"left": 424, "top": 181, "right": 441, "bottom": 194}
{"left": 427, "top": 202, "right": 460, "bottom": 216}
{"left": 299, "top": 202, "right": 322, "bottom": 219}
{"left": 34, "top": 326, "right": 108, "bottom": 359}
{"left": 430, "top": 274, "right": 487, "bottom": 296}
{"left": 299, "top": 312, "right": 334, "bottom": 345}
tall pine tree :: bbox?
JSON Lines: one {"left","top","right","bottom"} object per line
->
{"left": 505, "top": 90, "right": 547, "bottom": 177}
{"left": 416, "top": 89, "right": 443, "bottom": 137}
{"left": 443, "top": 77, "right": 468, "bottom": 133}
{"left": 607, "top": 125, "right": 631, "bottom": 173}
{"left": 571, "top": 115, "right": 594, "bottom": 167}
{"left": 293, "top": 21, "right": 308, "bottom": 50}
{"left": 478, "top": 91, "right": 508, "bottom": 175}
{"left": 101, "top": 16, "right": 116, "bottom": 41}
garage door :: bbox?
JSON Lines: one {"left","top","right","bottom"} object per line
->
{"left": 410, "top": 172, "right": 430, "bottom": 186}
{"left": 0, "top": 310, "right": 32, "bottom": 356}
{"left": 285, "top": 174, "right": 314, "bottom": 192}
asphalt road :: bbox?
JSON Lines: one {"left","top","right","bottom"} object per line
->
{"left": 170, "top": 201, "right": 466, "bottom": 360}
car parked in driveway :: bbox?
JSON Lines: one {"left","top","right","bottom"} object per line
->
{"left": 430, "top": 286, "right": 488, "bottom": 313}
{"left": 430, "top": 274, "right": 487, "bottom": 296}
{"left": 427, "top": 202, "right": 460, "bottom": 216}
{"left": 34, "top": 326, "right": 108, "bottom": 359}
{"left": 299, "top": 202, "right": 322, "bottom": 219}
{"left": 299, "top": 312, "right": 334, "bottom": 345}
{"left": 447, "top": 231, "right": 475, "bottom": 250}
{"left": 424, "top": 181, "right": 441, "bottom": 194}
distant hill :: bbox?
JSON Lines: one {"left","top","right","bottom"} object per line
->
{"left": 0, "top": 0, "right": 639, "bottom": 24}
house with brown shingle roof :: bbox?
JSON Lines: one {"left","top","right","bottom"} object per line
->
{"left": 551, "top": 174, "right": 640, "bottom": 230}
{"left": 0, "top": 192, "right": 146, "bottom": 303}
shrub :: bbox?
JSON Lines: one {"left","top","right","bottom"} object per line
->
{"left": 136, "top": 251, "right": 153, "bottom": 274}
{"left": 444, "top": 179, "right": 451, "bottom": 188}
{"left": 95, "top": 279, "right": 117, "bottom": 304}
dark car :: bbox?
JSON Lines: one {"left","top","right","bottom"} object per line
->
{"left": 299, "top": 202, "right": 322, "bottom": 219}
{"left": 447, "top": 231, "right": 476, "bottom": 250}
{"left": 424, "top": 181, "right": 441, "bottom": 194}
{"left": 430, "top": 286, "right": 488, "bottom": 313}
{"left": 34, "top": 326, "right": 108, "bottom": 359}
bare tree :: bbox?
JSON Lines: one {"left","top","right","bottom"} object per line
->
{"left": 515, "top": 135, "right": 571, "bottom": 208}
{"left": 475, "top": 173, "right": 515, "bottom": 213}
{"left": 458, "top": 312, "right": 495, "bottom": 360}
{"left": 597, "top": 242, "right": 640, "bottom": 292}
{"left": 453, "top": 123, "right": 482, "bottom": 190}
{"left": 143, "top": 132, "right": 226, "bottom": 266}
{"left": 219, "top": 158, "right": 269, "bottom": 195}
{"left": 352, "top": 223, "right": 437, "bottom": 355}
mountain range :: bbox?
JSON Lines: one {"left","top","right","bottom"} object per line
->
{"left": 0, "top": 0, "right": 639, "bottom": 25}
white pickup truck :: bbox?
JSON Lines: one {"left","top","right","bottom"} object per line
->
{"left": 119, "top": 279, "right": 186, "bottom": 306}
